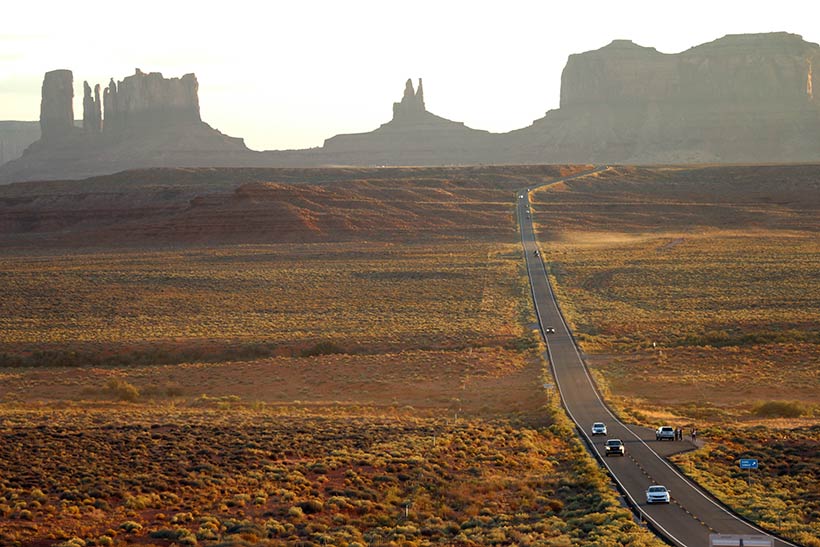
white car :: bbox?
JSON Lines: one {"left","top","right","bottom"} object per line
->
{"left": 646, "top": 485, "right": 671, "bottom": 504}
{"left": 656, "top": 426, "right": 675, "bottom": 441}
{"left": 591, "top": 422, "right": 607, "bottom": 436}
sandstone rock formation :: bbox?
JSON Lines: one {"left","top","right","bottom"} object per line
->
{"left": 39, "top": 70, "right": 75, "bottom": 141}
{"left": 103, "top": 69, "right": 201, "bottom": 134}
{"left": 510, "top": 32, "right": 820, "bottom": 163}
{"left": 392, "top": 78, "right": 426, "bottom": 121}
{"left": 0, "top": 69, "right": 250, "bottom": 182}
{"left": 323, "top": 78, "right": 501, "bottom": 165}
{"left": 6, "top": 32, "right": 820, "bottom": 183}
{"left": 83, "top": 81, "right": 102, "bottom": 134}
{"left": 0, "top": 122, "right": 40, "bottom": 166}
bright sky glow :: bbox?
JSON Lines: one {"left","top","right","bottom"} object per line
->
{"left": 2, "top": 0, "right": 819, "bottom": 150}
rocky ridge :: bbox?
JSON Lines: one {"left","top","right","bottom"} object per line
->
{"left": 0, "top": 122, "right": 40, "bottom": 166}
{"left": 3, "top": 32, "right": 820, "bottom": 182}
{"left": 508, "top": 32, "right": 820, "bottom": 163}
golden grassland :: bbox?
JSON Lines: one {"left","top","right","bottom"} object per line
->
{"left": 533, "top": 165, "right": 820, "bottom": 544}
{"left": 0, "top": 404, "right": 662, "bottom": 547}
{"left": 0, "top": 232, "right": 663, "bottom": 546}
{"left": 671, "top": 426, "right": 820, "bottom": 547}
{"left": 0, "top": 242, "right": 527, "bottom": 362}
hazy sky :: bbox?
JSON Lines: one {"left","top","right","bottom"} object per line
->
{"left": 2, "top": 1, "right": 819, "bottom": 150}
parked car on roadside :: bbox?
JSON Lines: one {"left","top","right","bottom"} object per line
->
{"left": 656, "top": 426, "right": 675, "bottom": 441}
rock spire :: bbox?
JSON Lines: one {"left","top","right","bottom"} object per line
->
{"left": 392, "top": 78, "right": 426, "bottom": 121}
{"left": 83, "top": 81, "right": 102, "bottom": 134}
{"left": 40, "top": 69, "right": 74, "bottom": 141}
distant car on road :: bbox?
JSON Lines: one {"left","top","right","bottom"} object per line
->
{"left": 605, "top": 439, "right": 625, "bottom": 457}
{"left": 656, "top": 426, "right": 675, "bottom": 441}
{"left": 544, "top": 326, "right": 556, "bottom": 334}
{"left": 591, "top": 422, "right": 607, "bottom": 436}
{"left": 646, "top": 485, "right": 671, "bottom": 504}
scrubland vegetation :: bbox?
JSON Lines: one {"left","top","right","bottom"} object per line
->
{"left": 0, "top": 242, "right": 525, "bottom": 365}
{"left": 672, "top": 426, "right": 820, "bottom": 546}
{"left": 0, "top": 187, "right": 660, "bottom": 547}
{"left": 533, "top": 165, "right": 820, "bottom": 544}
{"left": 0, "top": 405, "right": 662, "bottom": 547}
{"left": 2, "top": 163, "right": 818, "bottom": 545}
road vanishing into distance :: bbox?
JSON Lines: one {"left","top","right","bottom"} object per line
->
{"left": 517, "top": 169, "right": 793, "bottom": 547}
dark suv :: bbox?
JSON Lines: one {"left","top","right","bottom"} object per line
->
{"left": 605, "top": 439, "right": 625, "bottom": 457}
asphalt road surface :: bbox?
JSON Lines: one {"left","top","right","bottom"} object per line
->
{"left": 517, "top": 171, "right": 792, "bottom": 547}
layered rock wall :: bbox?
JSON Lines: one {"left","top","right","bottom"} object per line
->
{"left": 103, "top": 69, "right": 201, "bottom": 134}
{"left": 560, "top": 33, "right": 820, "bottom": 109}
{"left": 521, "top": 32, "right": 820, "bottom": 163}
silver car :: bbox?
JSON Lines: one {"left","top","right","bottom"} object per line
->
{"left": 646, "top": 485, "right": 671, "bottom": 504}
{"left": 591, "top": 422, "right": 607, "bottom": 436}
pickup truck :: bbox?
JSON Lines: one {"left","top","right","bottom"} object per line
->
{"left": 656, "top": 426, "right": 675, "bottom": 441}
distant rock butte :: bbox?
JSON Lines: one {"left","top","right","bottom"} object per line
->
{"left": 4, "top": 32, "right": 820, "bottom": 182}
{"left": 0, "top": 69, "right": 250, "bottom": 182}
{"left": 512, "top": 32, "right": 820, "bottom": 163}
{"left": 102, "top": 69, "right": 201, "bottom": 135}
{"left": 322, "top": 78, "right": 498, "bottom": 163}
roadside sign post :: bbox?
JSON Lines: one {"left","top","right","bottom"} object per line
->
{"left": 739, "top": 458, "right": 758, "bottom": 487}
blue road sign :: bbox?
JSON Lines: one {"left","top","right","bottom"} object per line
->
{"left": 739, "top": 459, "right": 759, "bottom": 469}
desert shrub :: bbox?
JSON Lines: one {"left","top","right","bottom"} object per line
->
{"left": 119, "top": 520, "right": 143, "bottom": 533}
{"left": 148, "top": 528, "right": 198, "bottom": 545}
{"left": 297, "top": 499, "right": 324, "bottom": 514}
{"left": 300, "top": 341, "right": 345, "bottom": 357}
{"left": 150, "top": 528, "right": 186, "bottom": 540}
{"left": 190, "top": 394, "right": 242, "bottom": 407}
{"left": 753, "top": 401, "right": 806, "bottom": 418}
{"left": 224, "top": 519, "right": 264, "bottom": 536}
{"left": 105, "top": 379, "right": 140, "bottom": 402}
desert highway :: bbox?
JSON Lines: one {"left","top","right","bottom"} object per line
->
{"left": 517, "top": 170, "right": 792, "bottom": 547}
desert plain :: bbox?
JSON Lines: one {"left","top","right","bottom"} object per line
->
{"left": 0, "top": 164, "right": 817, "bottom": 546}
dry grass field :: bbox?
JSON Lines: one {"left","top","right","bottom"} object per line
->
{"left": 533, "top": 164, "right": 820, "bottom": 544}
{"left": 0, "top": 405, "right": 660, "bottom": 547}
{"left": 0, "top": 166, "right": 663, "bottom": 547}
{"left": 0, "top": 242, "right": 526, "bottom": 359}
